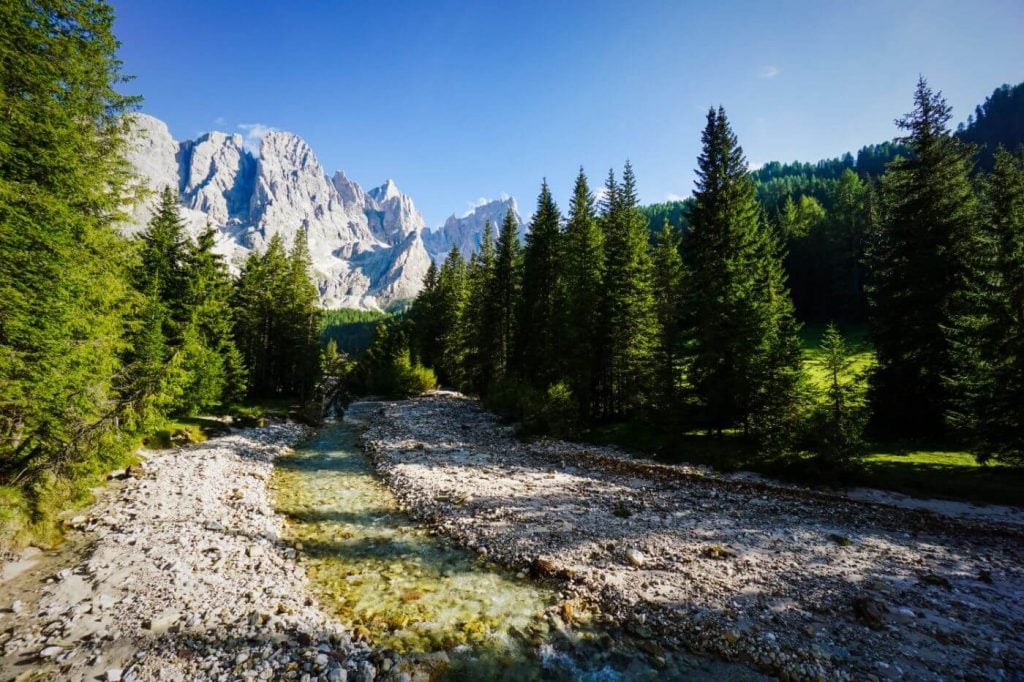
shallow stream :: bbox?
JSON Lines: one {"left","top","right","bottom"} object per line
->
{"left": 272, "top": 412, "right": 763, "bottom": 680}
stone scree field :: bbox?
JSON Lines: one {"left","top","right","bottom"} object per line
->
{"left": 357, "top": 393, "right": 1024, "bottom": 682}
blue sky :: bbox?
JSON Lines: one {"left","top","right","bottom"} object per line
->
{"left": 113, "top": 0, "right": 1024, "bottom": 226}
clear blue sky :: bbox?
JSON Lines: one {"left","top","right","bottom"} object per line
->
{"left": 113, "top": 0, "right": 1024, "bottom": 226}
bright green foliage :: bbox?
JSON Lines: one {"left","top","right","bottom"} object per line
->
{"left": 0, "top": 0, "right": 140, "bottom": 532}
{"left": 136, "top": 188, "right": 189, "bottom": 331}
{"left": 867, "top": 78, "right": 981, "bottom": 439}
{"left": 233, "top": 232, "right": 323, "bottom": 399}
{"left": 600, "top": 162, "right": 658, "bottom": 417}
{"left": 948, "top": 148, "right": 1024, "bottom": 464}
{"left": 556, "top": 168, "right": 606, "bottom": 419}
{"left": 320, "top": 308, "right": 388, "bottom": 358}
{"left": 348, "top": 321, "right": 436, "bottom": 398}
{"left": 807, "top": 324, "right": 867, "bottom": 463}
{"left": 490, "top": 209, "right": 523, "bottom": 381}
{"left": 178, "top": 225, "right": 247, "bottom": 412}
{"left": 651, "top": 220, "right": 685, "bottom": 416}
{"left": 461, "top": 222, "right": 498, "bottom": 393}
{"left": 682, "top": 107, "right": 802, "bottom": 446}
{"left": 517, "top": 180, "right": 563, "bottom": 386}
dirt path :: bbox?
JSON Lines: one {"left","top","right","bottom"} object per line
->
{"left": 358, "top": 393, "right": 1024, "bottom": 682}
{"left": 0, "top": 425, "right": 381, "bottom": 682}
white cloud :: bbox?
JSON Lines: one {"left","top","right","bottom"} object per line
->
{"left": 237, "top": 122, "right": 277, "bottom": 151}
{"left": 665, "top": 192, "right": 686, "bottom": 202}
{"left": 214, "top": 116, "right": 226, "bottom": 126}
{"left": 758, "top": 65, "right": 781, "bottom": 79}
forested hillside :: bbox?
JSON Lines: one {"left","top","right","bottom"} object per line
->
{"left": 363, "top": 78, "right": 1024, "bottom": 478}
{"left": 0, "top": 1, "right": 324, "bottom": 548}
{"left": 644, "top": 82, "right": 1024, "bottom": 324}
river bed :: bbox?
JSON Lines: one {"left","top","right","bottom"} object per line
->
{"left": 272, "top": 416, "right": 758, "bottom": 681}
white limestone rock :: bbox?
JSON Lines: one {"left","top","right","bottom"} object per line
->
{"left": 423, "top": 197, "right": 522, "bottom": 264}
{"left": 122, "top": 113, "right": 506, "bottom": 310}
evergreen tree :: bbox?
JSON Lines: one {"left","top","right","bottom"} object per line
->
{"left": 410, "top": 262, "right": 441, "bottom": 369}
{"left": 867, "top": 78, "right": 981, "bottom": 438}
{"left": 0, "top": 0, "right": 139, "bottom": 492}
{"left": 461, "top": 222, "right": 498, "bottom": 393}
{"left": 557, "top": 168, "right": 606, "bottom": 419}
{"left": 136, "top": 188, "right": 189, "bottom": 333}
{"left": 809, "top": 323, "right": 867, "bottom": 463}
{"left": 517, "top": 180, "right": 563, "bottom": 386}
{"left": 652, "top": 219, "right": 685, "bottom": 416}
{"left": 683, "top": 107, "right": 802, "bottom": 445}
{"left": 600, "top": 162, "right": 659, "bottom": 417}
{"left": 434, "top": 247, "right": 469, "bottom": 387}
{"left": 490, "top": 209, "right": 523, "bottom": 381}
{"left": 948, "top": 148, "right": 1024, "bottom": 464}
{"left": 233, "top": 233, "right": 318, "bottom": 399}
{"left": 284, "top": 229, "right": 323, "bottom": 399}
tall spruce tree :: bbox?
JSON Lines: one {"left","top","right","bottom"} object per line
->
{"left": 490, "top": 209, "right": 523, "bottom": 381}
{"left": 461, "top": 222, "right": 498, "bottom": 394}
{"left": 652, "top": 219, "right": 686, "bottom": 417}
{"left": 601, "top": 162, "right": 658, "bottom": 417}
{"left": 557, "top": 168, "right": 606, "bottom": 419}
{"left": 410, "top": 262, "right": 441, "bottom": 369}
{"left": 434, "top": 247, "right": 469, "bottom": 387}
{"left": 683, "top": 107, "right": 802, "bottom": 444}
{"left": 517, "top": 180, "right": 563, "bottom": 386}
{"left": 0, "top": 0, "right": 140, "bottom": 501}
{"left": 867, "top": 78, "right": 980, "bottom": 438}
{"left": 284, "top": 230, "right": 323, "bottom": 399}
{"left": 948, "top": 148, "right": 1024, "bottom": 463}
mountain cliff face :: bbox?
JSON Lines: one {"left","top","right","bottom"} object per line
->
{"left": 124, "top": 114, "right": 516, "bottom": 310}
{"left": 423, "top": 198, "right": 521, "bottom": 265}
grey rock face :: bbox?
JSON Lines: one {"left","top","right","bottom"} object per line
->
{"left": 422, "top": 197, "right": 522, "bottom": 264}
{"left": 123, "top": 113, "right": 483, "bottom": 311}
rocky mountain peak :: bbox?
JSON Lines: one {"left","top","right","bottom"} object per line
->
{"left": 123, "top": 113, "right": 513, "bottom": 310}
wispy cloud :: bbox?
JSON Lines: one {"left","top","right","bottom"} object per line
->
{"left": 214, "top": 116, "right": 226, "bottom": 126}
{"left": 758, "top": 65, "right": 781, "bottom": 79}
{"left": 237, "top": 122, "right": 277, "bottom": 151}
{"left": 666, "top": 192, "right": 686, "bottom": 202}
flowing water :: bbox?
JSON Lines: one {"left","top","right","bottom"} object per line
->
{"left": 272, "top": 413, "right": 765, "bottom": 681}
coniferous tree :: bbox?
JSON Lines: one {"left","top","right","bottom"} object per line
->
{"left": 410, "top": 262, "right": 440, "bottom": 369}
{"left": 490, "top": 209, "right": 523, "bottom": 381}
{"left": 652, "top": 219, "right": 686, "bottom": 417}
{"left": 284, "top": 230, "right": 323, "bottom": 399}
{"left": 0, "top": 0, "right": 139, "bottom": 502}
{"left": 517, "top": 180, "right": 563, "bottom": 387}
{"left": 137, "top": 188, "right": 189, "bottom": 332}
{"left": 601, "top": 162, "right": 658, "bottom": 417}
{"left": 809, "top": 323, "right": 867, "bottom": 463}
{"left": 232, "top": 232, "right": 319, "bottom": 400}
{"left": 434, "top": 247, "right": 469, "bottom": 387}
{"left": 461, "top": 222, "right": 498, "bottom": 394}
{"left": 948, "top": 148, "right": 1024, "bottom": 464}
{"left": 683, "top": 107, "right": 802, "bottom": 445}
{"left": 557, "top": 168, "right": 606, "bottom": 419}
{"left": 867, "top": 78, "right": 980, "bottom": 439}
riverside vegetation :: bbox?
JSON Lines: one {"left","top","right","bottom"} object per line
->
{"left": 355, "top": 80, "right": 1024, "bottom": 505}
{"left": 0, "top": 1, "right": 324, "bottom": 550}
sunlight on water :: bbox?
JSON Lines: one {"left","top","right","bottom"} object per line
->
{"left": 272, "top": 418, "right": 762, "bottom": 681}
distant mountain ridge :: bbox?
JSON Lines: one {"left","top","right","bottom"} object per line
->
{"left": 124, "top": 114, "right": 520, "bottom": 310}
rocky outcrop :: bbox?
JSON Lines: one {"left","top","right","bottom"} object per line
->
{"left": 124, "top": 113, "right": 487, "bottom": 311}
{"left": 423, "top": 197, "right": 521, "bottom": 264}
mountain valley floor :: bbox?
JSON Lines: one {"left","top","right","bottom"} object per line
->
{"left": 358, "top": 393, "right": 1024, "bottom": 681}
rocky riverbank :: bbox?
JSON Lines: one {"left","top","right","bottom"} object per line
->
{"left": 359, "top": 393, "right": 1024, "bottom": 682}
{"left": 0, "top": 425, "right": 383, "bottom": 682}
